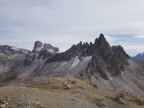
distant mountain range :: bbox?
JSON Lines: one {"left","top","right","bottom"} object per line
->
{"left": 133, "top": 53, "right": 144, "bottom": 61}
{"left": 0, "top": 45, "right": 30, "bottom": 54}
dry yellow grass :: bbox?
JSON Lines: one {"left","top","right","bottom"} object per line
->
{"left": 32, "top": 76, "right": 144, "bottom": 108}
{"left": 32, "top": 76, "right": 105, "bottom": 102}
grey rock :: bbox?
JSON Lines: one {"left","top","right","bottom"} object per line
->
{"left": 136, "top": 97, "right": 144, "bottom": 105}
{"left": 24, "top": 54, "right": 36, "bottom": 66}
{"left": 66, "top": 85, "right": 72, "bottom": 89}
{"left": 115, "top": 92, "right": 126, "bottom": 104}
{"left": 32, "top": 41, "right": 43, "bottom": 53}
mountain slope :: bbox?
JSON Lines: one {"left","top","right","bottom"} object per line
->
{"left": 0, "top": 34, "right": 144, "bottom": 97}
{"left": 10, "top": 34, "right": 143, "bottom": 96}
{"left": 1, "top": 76, "right": 144, "bottom": 108}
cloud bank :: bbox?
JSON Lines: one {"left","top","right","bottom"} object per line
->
{"left": 0, "top": 0, "right": 144, "bottom": 56}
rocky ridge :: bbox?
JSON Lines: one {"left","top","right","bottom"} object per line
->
{"left": 32, "top": 41, "right": 59, "bottom": 54}
{"left": 0, "top": 45, "right": 30, "bottom": 54}
{"left": 0, "top": 34, "right": 144, "bottom": 97}
{"left": 44, "top": 34, "right": 129, "bottom": 80}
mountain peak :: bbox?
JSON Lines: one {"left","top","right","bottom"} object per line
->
{"left": 99, "top": 33, "right": 105, "bottom": 39}
{"left": 32, "top": 41, "right": 43, "bottom": 53}
{"left": 134, "top": 52, "right": 144, "bottom": 61}
{"left": 94, "top": 34, "right": 111, "bottom": 53}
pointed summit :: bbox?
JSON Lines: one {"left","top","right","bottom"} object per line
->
{"left": 32, "top": 41, "right": 43, "bottom": 53}
{"left": 99, "top": 33, "right": 105, "bottom": 39}
{"left": 94, "top": 34, "right": 111, "bottom": 50}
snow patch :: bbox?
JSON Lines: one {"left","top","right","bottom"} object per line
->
{"left": 11, "top": 46, "right": 19, "bottom": 51}
{"left": 83, "top": 56, "right": 92, "bottom": 61}
{"left": 70, "top": 56, "right": 80, "bottom": 68}
{"left": 21, "top": 50, "right": 29, "bottom": 54}
{"left": 47, "top": 49, "right": 55, "bottom": 53}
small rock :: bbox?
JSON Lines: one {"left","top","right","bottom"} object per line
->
{"left": 62, "top": 76, "right": 66, "bottom": 78}
{"left": 0, "top": 99, "right": 8, "bottom": 107}
{"left": 95, "top": 99, "right": 107, "bottom": 107}
{"left": 63, "top": 83, "right": 67, "bottom": 86}
{"left": 115, "top": 92, "right": 126, "bottom": 104}
{"left": 71, "top": 80, "right": 77, "bottom": 84}
{"left": 40, "top": 104, "right": 46, "bottom": 108}
{"left": 66, "top": 85, "right": 72, "bottom": 89}
{"left": 118, "top": 97, "right": 126, "bottom": 104}
{"left": 136, "top": 97, "right": 144, "bottom": 105}
{"left": 63, "top": 83, "right": 72, "bottom": 89}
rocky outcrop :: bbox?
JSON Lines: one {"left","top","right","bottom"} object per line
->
{"left": 46, "top": 34, "right": 129, "bottom": 79}
{"left": 115, "top": 92, "right": 127, "bottom": 104}
{"left": 136, "top": 97, "right": 144, "bottom": 105}
{"left": 24, "top": 41, "right": 59, "bottom": 66}
{"left": 36, "top": 43, "right": 59, "bottom": 60}
{"left": 32, "top": 41, "right": 59, "bottom": 54}
{"left": 32, "top": 41, "right": 43, "bottom": 53}
{"left": 112, "top": 45, "right": 130, "bottom": 65}
{"left": 37, "top": 48, "right": 53, "bottom": 60}
{"left": 24, "top": 54, "right": 37, "bottom": 66}
{"left": 85, "top": 36, "right": 127, "bottom": 80}
{"left": 44, "top": 44, "right": 59, "bottom": 53}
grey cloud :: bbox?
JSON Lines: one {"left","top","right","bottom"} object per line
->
{"left": 0, "top": 0, "right": 144, "bottom": 55}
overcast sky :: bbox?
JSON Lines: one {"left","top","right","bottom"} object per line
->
{"left": 0, "top": 0, "right": 144, "bottom": 56}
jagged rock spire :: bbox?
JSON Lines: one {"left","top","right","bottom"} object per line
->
{"left": 32, "top": 41, "right": 43, "bottom": 53}
{"left": 32, "top": 41, "right": 59, "bottom": 54}
{"left": 46, "top": 34, "right": 129, "bottom": 77}
{"left": 95, "top": 34, "right": 110, "bottom": 48}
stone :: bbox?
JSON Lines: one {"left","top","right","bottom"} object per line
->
{"left": 64, "top": 84, "right": 72, "bottom": 89}
{"left": 0, "top": 99, "right": 8, "bottom": 107}
{"left": 136, "top": 97, "right": 144, "bottom": 105}
{"left": 115, "top": 92, "right": 127, "bottom": 104}
{"left": 118, "top": 97, "right": 126, "bottom": 104}
{"left": 95, "top": 99, "right": 107, "bottom": 107}
{"left": 71, "top": 80, "right": 77, "bottom": 84}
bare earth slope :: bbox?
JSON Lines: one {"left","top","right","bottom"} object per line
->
{"left": 0, "top": 76, "right": 144, "bottom": 108}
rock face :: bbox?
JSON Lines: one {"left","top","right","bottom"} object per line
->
{"left": 85, "top": 35, "right": 127, "bottom": 80}
{"left": 24, "top": 54, "right": 36, "bottom": 66}
{"left": 44, "top": 44, "right": 59, "bottom": 53}
{"left": 36, "top": 43, "right": 59, "bottom": 60}
{"left": 24, "top": 41, "right": 59, "bottom": 66}
{"left": 32, "top": 41, "right": 59, "bottom": 54}
{"left": 32, "top": 41, "right": 43, "bottom": 53}
{"left": 0, "top": 45, "right": 29, "bottom": 81}
{"left": 134, "top": 53, "right": 144, "bottom": 61}
{"left": 112, "top": 46, "right": 130, "bottom": 65}
{"left": 45, "top": 34, "right": 129, "bottom": 80}
{"left": 19, "top": 34, "right": 129, "bottom": 80}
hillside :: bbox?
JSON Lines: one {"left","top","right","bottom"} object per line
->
{"left": 0, "top": 76, "right": 144, "bottom": 108}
